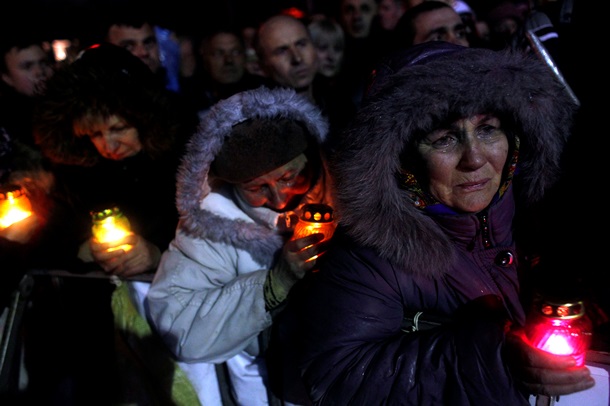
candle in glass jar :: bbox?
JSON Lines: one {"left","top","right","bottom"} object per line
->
{"left": 0, "top": 185, "right": 33, "bottom": 229}
{"left": 292, "top": 203, "right": 336, "bottom": 242}
{"left": 91, "top": 207, "right": 133, "bottom": 252}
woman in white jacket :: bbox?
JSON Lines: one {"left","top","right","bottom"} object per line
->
{"left": 146, "top": 86, "right": 334, "bottom": 405}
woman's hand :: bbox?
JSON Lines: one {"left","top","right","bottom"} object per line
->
{"left": 264, "top": 233, "right": 328, "bottom": 310}
{"left": 88, "top": 233, "right": 161, "bottom": 278}
{"left": 505, "top": 328, "right": 595, "bottom": 397}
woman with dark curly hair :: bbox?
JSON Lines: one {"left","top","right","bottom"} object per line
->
{"left": 34, "top": 43, "right": 197, "bottom": 278}
{"left": 27, "top": 43, "right": 199, "bottom": 404}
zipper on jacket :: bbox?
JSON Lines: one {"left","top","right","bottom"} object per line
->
{"left": 467, "top": 209, "right": 491, "bottom": 251}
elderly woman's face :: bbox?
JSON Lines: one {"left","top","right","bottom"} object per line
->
{"left": 73, "top": 114, "right": 142, "bottom": 161}
{"left": 416, "top": 114, "right": 509, "bottom": 213}
{"left": 235, "top": 153, "right": 313, "bottom": 212}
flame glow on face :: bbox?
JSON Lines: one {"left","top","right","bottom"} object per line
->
{"left": 235, "top": 154, "right": 313, "bottom": 212}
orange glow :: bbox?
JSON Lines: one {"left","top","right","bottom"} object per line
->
{"left": 0, "top": 188, "right": 33, "bottom": 229}
{"left": 292, "top": 221, "right": 335, "bottom": 241}
{"left": 292, "top": 204, "right": 336, "bottom": 242}
{"left": 291, "top": 204, "right": 337, "bottom": 264}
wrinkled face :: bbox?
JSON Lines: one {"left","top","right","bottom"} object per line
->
{"left": 314, "top": 37, "right": 344, "bottom": 77}
{"left": 235, "top": 154, "right": 313, "bottom": 212}
{"left": 339, "top": 0, "right": 378, "bottom": 38}
{"left": 107, "top": 23, "right": 161, "bottom": 73}
{"left": 201, "top": 32, "right": 246, "bottom": 84}
{"left": 412, "top": 8, "right": 470, "bottom": 46}
{"left": 416, "top": 114, "right": 509, "bottom": 213}
{"left": 258, "top": 16, "right": 319, "bottom": 91}
{"left": 378, "top": 0, "right": 406, "bottom": 31}
{"left": 73, "top": 114, "right": 142, "bottom": 161}
{"left": 2, "top": 45, "right": 54, "bottom": 96}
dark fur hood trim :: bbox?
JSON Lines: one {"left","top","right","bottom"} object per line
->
{"left": 177, "top": 86, "right": 329, "bottom": 259}
{"left": 332, "top": 45, "right": 577, "bottom": 277}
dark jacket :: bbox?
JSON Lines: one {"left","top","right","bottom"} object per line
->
{"left": 52, "top": 152, "right": 182, "bottom": 257}
{"left": 271, "top": 42, "right": 578, "bottom": 405}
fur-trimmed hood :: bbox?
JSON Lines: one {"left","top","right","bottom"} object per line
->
{"left": 332, "top": 42, "right": 578, "bottom": 275}
{"left": 176, "top": 86, "right": 329, "bottom": 253}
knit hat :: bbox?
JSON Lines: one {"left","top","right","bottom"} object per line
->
{"left": 211, "top": 117, "right": 311, "bottom": 183}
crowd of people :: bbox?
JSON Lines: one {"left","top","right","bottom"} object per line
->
{"left": 0, "top": 0, "right": 605, "bottom": 405}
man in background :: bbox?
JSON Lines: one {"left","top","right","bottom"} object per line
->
{"left": 0, "top": 31, "right": 55, "bottom": 149}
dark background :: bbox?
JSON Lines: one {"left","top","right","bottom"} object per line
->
{"left": 6, "top": 0, "right": 330, "bottom": 43}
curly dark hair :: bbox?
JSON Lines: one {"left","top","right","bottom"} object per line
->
{"left": 33, "top": 44, "right": 186, "bottom": 166}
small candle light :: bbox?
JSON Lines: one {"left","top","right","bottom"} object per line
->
{"left": 292, "top": 204, "right": 336, "bottom": 264}
{"left": 525, "top": 297, "right": 592, "bottom": 367}
{"left": 0, "top": 184, "right": 33, "bottom": 229}
{"left": 91, "top": 207, "right": 133, "bottom": 252}
{"left": 292, "top": 204, "right": 336, "bottom": 242}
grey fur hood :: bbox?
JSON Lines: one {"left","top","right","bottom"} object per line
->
{"left": 176, "top": 86, "right": 329, "bottom": 249}
{"left": 332, "top": 42, "right": 578, "bottom": 275}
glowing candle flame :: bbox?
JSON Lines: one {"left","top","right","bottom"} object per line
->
{"left": 0, "top": 188, "right": 33, "bottom": 229}
{"left": 292, "top": 204, "right": 336, "bottom": 263}
{"left": 526, "top": 300, "right": 591, "bottom": 367}
{"left": 91, "top": 207, "right": 132, "bottom": 252}
{"left": 292, "top": 204, "right": 336, "bottom": 241}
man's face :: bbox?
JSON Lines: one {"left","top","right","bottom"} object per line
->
{"left": 378, "top": 0, "right": 407, "bottom": 31}
{"left": 2, "top": 45, "right": 54, "bottom": 96}
{"left": 412, "top": 8, "right": 470, "bottom": 47}
{"left": 107, "top": 23, "right": 161, "bottom": 73}
{"left": 257, "top": 15, "right": 319, "bottom": 91}
{"left": 200, "top": 32, "right": 246, "bottom": 84}
{"left": 339, "top": 0, "right": 378, "bottom": 38}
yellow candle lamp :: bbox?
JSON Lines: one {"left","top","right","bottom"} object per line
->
{"left": 91, "top": 207, "right": 133, "bottom": 252}
{"left": 0, "top": 184, "right": 33, "bottom": 229}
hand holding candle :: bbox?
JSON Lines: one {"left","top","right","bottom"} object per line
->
{"left": 91, "top": 207, "right": 133, "bottom": 253}
{"left": 87, "top": 207, "right": 161, "bottom": 277}
{"left": 504, "top": 294, "right": 596, "bottom": 400}
{"left": 525, "top": 297, "right": 592, "bottom": 367}
{"left": 291, "top": 204, "right": 336, "bottom": 265}
{"left": 264, "top": 204, "right": 337, "bottom": 309}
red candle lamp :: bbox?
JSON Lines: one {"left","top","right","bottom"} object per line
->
{"left": 525, "top": 297, "right": 592, "bottom": 367}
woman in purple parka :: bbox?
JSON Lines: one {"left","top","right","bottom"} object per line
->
{"left": 272, "top": 41, "right": 596, "bottom": 405}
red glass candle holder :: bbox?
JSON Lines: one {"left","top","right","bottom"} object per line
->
{"left": 525, "top": 297, "right": 592, "bottom": 367}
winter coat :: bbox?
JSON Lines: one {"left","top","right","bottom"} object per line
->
{"left": 145, "top": 86, "right": 333, "bottom": 405}
{"left": 274, "top": 42, "right": 578, "bottom": 405}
